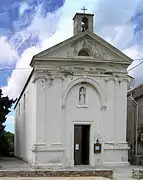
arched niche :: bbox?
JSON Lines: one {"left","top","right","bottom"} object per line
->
{"left": 81, "top": 17, "right": 88, "bottom": 32}
{"left": 62, "top": 77, "right": 106, "bottom": 108}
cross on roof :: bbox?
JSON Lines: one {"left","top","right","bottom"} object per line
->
{"left": 81, "top": 6, "right": 87, "bottom": 13}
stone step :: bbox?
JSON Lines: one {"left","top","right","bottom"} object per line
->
{"left": 0, "top": 169, "right": 113, "bottom": 179}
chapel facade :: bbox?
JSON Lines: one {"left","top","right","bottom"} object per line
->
{"left": 14, "top": 11, "right": 132, "bottom": 168}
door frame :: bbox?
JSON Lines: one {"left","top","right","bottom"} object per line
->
{"left": 72, "top": 121, "right": 94, "bottom": 166}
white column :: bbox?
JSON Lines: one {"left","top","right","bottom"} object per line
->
{"left": 115, "top": 78, "right": 128, "bottom": 141}
{"left": 105, "top": 78, "right": 115, "bottom": 141}
{"left": 36, "top": 77, "right": 47, "bottom": 145}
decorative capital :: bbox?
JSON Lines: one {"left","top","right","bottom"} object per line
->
{"left": 32, "top": 75, "right": 47, "bottom": 83}
{"left": 32, "top": 75, "right": 38, "bottom": 83}
{"left": 46, "top": 75, "right": 54, "bottom": 86}
{"left": 118, "top": 78, "right": 122, "bottom": 83}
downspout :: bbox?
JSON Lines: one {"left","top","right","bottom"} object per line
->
{"left": 130, "top": 93, "right": 138, "bottom": 156}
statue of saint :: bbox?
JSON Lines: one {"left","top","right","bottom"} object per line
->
{"left": 79, "top": 87, "right": 86, "bottom": 105}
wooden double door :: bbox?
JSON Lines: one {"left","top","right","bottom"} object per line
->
{"left": 74, "top": 125, "right": 90, "bottom": 165}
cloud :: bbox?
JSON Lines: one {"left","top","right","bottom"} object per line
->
{"left": 2, "top": 46, "right": 39, "bottom": 98}
{"left": 94, "top": 0, "right": 137, "bottom": 49}
{"left": 0, "top": 36, "right": 19, "bottom": 65}
{"left": 123, "top": 45, "right": 143, "bottom": 86}
{"left": 27, "top": 7, "right": 62, "bottom": 42}
{"left": 95, "top": 0, "right": 137, "bottom": 27}
{"left": 19, "top": 3, "right": 30, "bottom": 16}
{"left": 2, "top": 3, "right": 63, "bottom": 98}
{"left": 2, "top": 0, "right": 143, "bottom": 99}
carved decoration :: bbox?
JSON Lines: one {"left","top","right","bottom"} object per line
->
{"left": 94, "top": 133, "right": 103, "bottom": 143}
{"left": 82, "top": 40, "right": 88, "bottom": 48}
{"left": 36, "top": 33, "right": 131, "bottom": 65}
{"left": 73, "top": 48, "right": 77, "bottom": 55}
{"left": 47, "top": 75, "right": 54, "bottom": 86}
{"left": 63, "top": 71, "right": 74, "bottom": 80}
{"left": 40, "top": 79, "right": 47, "bottom": 90}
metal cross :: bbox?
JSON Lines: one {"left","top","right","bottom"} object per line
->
{"left": 81, "top": 6, "right": 87, "bottom": 13}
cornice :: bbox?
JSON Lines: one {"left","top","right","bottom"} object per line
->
{"left": 33, "top": 57, "right": 130, "bottom": 65}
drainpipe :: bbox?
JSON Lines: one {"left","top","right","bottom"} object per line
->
{"left": 130, "top": 93, "right": 138, "bottom": 156}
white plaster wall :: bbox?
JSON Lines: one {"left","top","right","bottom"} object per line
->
{"left": 114, "top": 80, "right": 128, "bottom": 142}
{"left": 33, "top": 73, "right": 129, "bottom": 167}
{"left": 103, "top": 78, "right": 129, "bottom": 165}
{"left": 14, "top": 75, "right": 36, "bottom": 164}
{"left": 34, "top": 76, "right": 64, "bottom": 148}
{"left": 103, "top": 79, "right": 115, "bottom": 141}
{"left": 26, "top": 76, "right": 37, "bottom": 163}
{"left": 14, "top": 62, "right": 130, "bottom": 168}
{"left": 14, "top": 108, "right": 20, "bottom": 156}
{"left": 35, "top": 151, "right": 65, "bottom": 167}
{"left": 34, "top": 76, "right": 64, "bottom": 166}
{"left": 15, "top": 71, "right": 129, "bottom": 167}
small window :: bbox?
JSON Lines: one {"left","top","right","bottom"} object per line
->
{"left": 78, "top": 50, "right": 89, "bottom": 56}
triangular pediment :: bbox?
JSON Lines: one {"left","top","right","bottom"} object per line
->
{"left": 32, "top": 31, "right": 132, "bottom": 65}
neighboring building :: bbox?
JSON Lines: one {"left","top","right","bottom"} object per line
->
{"left": 127, "top": 84, "right": 143, "bottom": 165}
{"left": 14, "top": 11, "right": 132, "bottom": 168}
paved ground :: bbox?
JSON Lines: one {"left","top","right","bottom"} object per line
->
{"left": 0, "top": 157, "right": 143, "bottom": 179}
{"left": 111, "top": 166, "right": 136, "bottom": 180}
{"left": 0, "top": 157, "right": 31, "bottom": 170}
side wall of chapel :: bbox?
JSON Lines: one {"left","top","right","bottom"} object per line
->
{"left": 14, "top": 74, "right": 36, "bottom": 164}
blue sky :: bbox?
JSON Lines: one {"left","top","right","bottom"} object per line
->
{"left": 0, "top": 0, "right": 64, "bottom": 133}
{"left": 1, "top": 0, "right": 143, "bottom": 133}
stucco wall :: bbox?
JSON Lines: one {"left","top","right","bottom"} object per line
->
{"left": 15, "top": 74, "right": 36, "bottom": 163}
{"left": 15, "top": 65, "right": 130, "bottom": 167}
{"left": 32, "top": 72, "right": 129, "bottom": 167}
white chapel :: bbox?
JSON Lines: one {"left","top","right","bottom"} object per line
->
{"left": 14, "top": 11, "right": 133, "bottom": 168}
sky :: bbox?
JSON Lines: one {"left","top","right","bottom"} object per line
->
{"left": 1, "top": 0, "right": 143, "bottom": 133}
